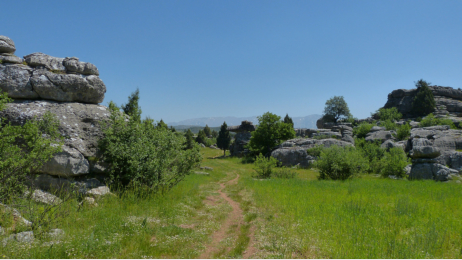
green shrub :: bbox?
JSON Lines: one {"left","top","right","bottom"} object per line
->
{"left": 315, "top": 145, "right": 369, "bottom": 180}
{"left": 273, "top": 167, "right": 297, "bottom": 179}
{"left": 353, "top": 122, "right": 375, "bottom": 138}
{"left": 379, "top": 119, "right": 397, "bottom": 130}
{"left": 306, "top": 145, "right": 325, "bottom": 157}
{"left": 253, "top": 154, "right": 279, "bottom": 179}
{"left": 419, "top": 113, "right": 456, "bottom": 129}
{"left": 374, "top": 107, "right": 402, "bottom": 121}
{"left": 395, "top": 123, "right": 411, "bottom": 141}
{"left": 99, "top": 102, "right": 201, "bottom": 192}
{"left": 312, "top": 134, "right": 337, "bottom": 140}
{"left": 204, "top": 137, "right": 217, "bottom": 147}
{"left": 379, "top": 147, "right": 410, "bottom": 178}
{"left": 355, "top": 138, "right": 385, "bottom": 174}
{"left": 0, "top": 92, "right": 63, "bottom": 202}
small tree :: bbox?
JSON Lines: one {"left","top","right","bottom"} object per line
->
{"left": 374, "top": 107, "right": 402, "bottom": 121}
{"left": 283, "top": 114, "right": 294, "bottom": 128}
{"left": 203, "top": 124, "right": 212, "bottom": 137}
{"left": 170, "top": 126, "right": 176, "bottom": 132}
{"left": 121, "top": 88, "right": 142, "bottom": 123}
{"left": 247, "top": 112, "right": 296, "bottom": 156}
{"left": 217, "top": 122, "right": 231, "bottom": 156}
{"left": 412, "top": 79, "right": 435, "bottom": 116}
{"left": 196, "top": 130, "right": 207, "bottom": 145}
{"left": 322, "top": 96, "right": 352, "bottom": 123}
{"left": 184, "top": 129, "right": 195, "bottom": 149}
{"left": 211, "top": 130, "right": 218, "bottom": 138}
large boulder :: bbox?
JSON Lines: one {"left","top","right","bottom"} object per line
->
{"left": 0, "top": 50, "right": 106, "bottom": 104}
{"left": 409, "top": 146, "right": 441, "bottom": 159}
{"left": 271, "top": 138, "right": 353, "bottom": 167}
{"left": 0, "top": 36, "right": 16, "bottom": 54}
{"left": 39, "top": 146, "right": 90, "bottom": 177}
{"left": 365, "top": 130, "right": 394, "bottom": 143}
{"left": 409, "top": 163, "right": 459, "bottom": 181}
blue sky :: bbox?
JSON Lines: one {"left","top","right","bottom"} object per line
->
{"left": 2, "top": 0, "right": 462, "bottom": 124}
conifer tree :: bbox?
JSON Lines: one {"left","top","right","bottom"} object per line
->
{"left": 170, "top": 126, "right": 176, "bottom": 132}
{"left": 284, "top": 113, "right": 294, "bottom": 128}
{"left": 217, "top": 122, "right": 231, "bottom": 156}
{"left": 211, "top": 130, "right": 218, "bottom": 138}
{"left": 156, "top": 119, "right": 168, "bottom": 130}
{"left": 184, "top": 129, "right": 194, "bottom": 149}
{"left": 196, "top": 130, "right": 207, "bottom": 145}
{"left": 412, "top": 79, "right": 435, "bottom": 116}
{"left": 121, "top": 88, "right": 142, "bottom": 123}
{"left": 203, "top": 124, "right": 212, "bottom": 137}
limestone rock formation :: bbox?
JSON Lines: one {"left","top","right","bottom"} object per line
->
{"left": 0, "top": 36, "right": 106, "bottom": 104}
{"left": 271, "top": 138, "right": 353, "bottom": 167}
{"left": 228, "top": 121, "right": 255, "bottom": 157}
{"left": 383, "top": 86, "right": 462, "bottom": 118}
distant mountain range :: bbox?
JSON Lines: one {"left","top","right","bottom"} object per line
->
{"left": 168, "top": 114, "right": 322, "bottom": 129}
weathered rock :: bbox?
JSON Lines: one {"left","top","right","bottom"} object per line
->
{"left": 311, "top": 131, "right": 342, "bottom": 139}
{"left": 0, "top": 64, "right": 38, "bottom": 99}
{"left": 381, "top": 139, "right": 407, "bottom": 151}
{"left": 316, "top": 118, "right": 352, "bottom": 130}
{"left": 82, "top": 197, "right": 98, "bottom": 207}
{"left": 271, "top": 147, "right": 315, "bottom": 168}
{"left": 229, "top": 132, "right": 252, "bottom": 157}
{"left": 409, "top": 163, "right": 458, "bottom": 181}
{"left": 0, "top": 36, "right": 16, "bottom": 54}
{"left": 86, "top": 186, "right": 110, "bottom": 197}
{"left": 404, "top": 164, "right": 412, "bottom": 175}
{"left": 40, "top": 146, "right": 90, "bottom": 177}
{"left": 227, "top": 120, "right": 256, "bottom": 133}
{"left": 25, "top": 189, "right": 62, "bottom": 205}
{"left": 365, "top": 130, "right": 394, "bottom": 143}
{"left": 370, "top": 126, "right": 386, "bottom": 132}
{"left": 409, "top": 146, "right": 441, "bottom": 158}
{"left": 200, "top": 166, "right": 213, "bottom": 171}
{"left": 23, "top": 53, "right": 65, "bottom": 72}
{"left": 449, "top": 151, "right": 462, "bottom": 171}
{"left": 341, "top": 134, "right": 355, "bottom": 144}
{"left": 2, "top": 231, "right": 34, "bottom": 246}
{"left": 28, "top": 174, "right": 104, "bottom": 193}
{"left": 0, "top": 55, "right": 23, "bottom": 64}
{"left": 63, "top": 57, "right": 99, "bottom": 76}
{"left": 194, "top": 171, "right": 210, "bottom": 175}
{"left": 411, "top": 158, "right": 438, "bottom": 164}
{"left": 271, "top": 138, "right": 353, "bottom": 167}
{"left": 0, "top": 100, "right": 110, "bottom": 158}
{"left": 30, "top": 69, "right": 106, "bottom": 104}
{"left": 46, "top": 229, "right": 65, "bottom": 240}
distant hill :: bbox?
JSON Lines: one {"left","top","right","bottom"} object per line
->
{"left": 173, "top": 125, "right": 222, "bottom": 134}
{"left": 168, "top": 114, "right": 322, "bottom": 129}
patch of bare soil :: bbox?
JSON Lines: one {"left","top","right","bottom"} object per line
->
{"left": 199, "top": 174, "right": 256, "bottom": 258}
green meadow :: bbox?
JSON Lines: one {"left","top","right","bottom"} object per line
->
{"left": 1, "top": 147, "right": 462, "bottom": 258}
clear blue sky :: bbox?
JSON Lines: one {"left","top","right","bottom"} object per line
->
{"left": 2, "top": 0, "right": 462, "bottom": 123}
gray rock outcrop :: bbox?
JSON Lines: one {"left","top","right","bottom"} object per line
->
{"left": 0, "top": 36, "right": 106, "bottom": 104}
{"left": 0, "top": 36, "right": 16, "bottom": 54}
{"left": 271, "top": 138, "right": 353, "bottom": 167}
{"left": 228, "top": 121, "right": 255, "bottom": 157}
{"left": 365, "top": 130, "right": 395, "bottom": 143}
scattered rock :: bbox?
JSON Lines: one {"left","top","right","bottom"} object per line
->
{"left": 0, "top": 55, "right": 23, "bottom": 64}
{"left": 194, "top": 171, "right": 210, "bottom": 175}
{"left": 86, "top": 186, "right": 111, "bottom": 197}
{"left": 365, "top": 130, "right": 394, "bottom": 143}
{"left": 2, "top": 231, "right": 34, "bottom": 246}
{"left": 46, "top": 229, "right": 65, "bottom": 240}
{"left": 200, "top": 166, "right": 213, "bottom": 171}
{"left": 25, "top": 189, "right": 62, "bottom": 205}
{"left": 0, "top": 203, "right": 32, "bottom": 227}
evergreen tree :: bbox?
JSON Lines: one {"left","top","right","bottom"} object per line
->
{"left": 217, "top": 122, "right": 231, "bottom": 156}
{"left": 121, "top": 88, "right": 142, "bottom": 123}
{"left": 283, "top": 113, "right": 294, "bottom": 128}
{"left": 412, "top": 79, "right": 435, "bottom": 116}
{"left": 203, "top": 124, "right": 212, "bottom": 137}
{"left": 184, "top": 129, "right": 195, "bottom": 149}
{"left": 196, "top": 130, "right": 207, "bottom": 145}
{"left": 170, "top": 126, "right": 176, "bottom": 132}
{"left": 156, "top": 119, "right": 168, "bottom": 130}
{"left": 211, "top": 130, "right": 218, "bottom": 138}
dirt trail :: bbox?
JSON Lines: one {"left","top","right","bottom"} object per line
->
{"left": 199, "top": 174, "right": 256, "bottom": 259}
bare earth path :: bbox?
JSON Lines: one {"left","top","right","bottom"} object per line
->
{"left": 199, "top": 173, "right": 257, "bottom": 258}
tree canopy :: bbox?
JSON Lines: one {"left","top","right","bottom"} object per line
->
{"left": 412, "top": 79, "right": 435, "bottom": 116}
{"left": 322, "top": 96, "right": 351, "bottom": 123}
{"left": 121, "top": 88, "right": 142, "bottom": 123}
{"left": 283, "top": 114, "right": 294, "bottom": 128}
{"left": 203, "top": 124, "right": 211, "bottom": 137}
{"left": 247, "top": 112, "right": 296, "bottom": 156}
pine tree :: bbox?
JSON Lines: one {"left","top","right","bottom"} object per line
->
{"left": 211, "top": 130, "right": 218, "bottom": 138}
{"left": 184, "top": 129, "right": 194, "bottom": 149}
{"left": 170, "top": 126, "right": 176, "bottom": 132}
{"left": 121, "top": 88, "right": 142, "bottom": 123}
{"left": 412, "top": 79, "right": 435, "bottom": 116}
{"left": 217, "top": 122, "right": 231, "bottom": 156}
{"left": 196, "top": 130, "right": 207, "bottom": 145}
{"left": 203, "top": 124, "right": 212, "bottom": 137}
{"left": 283, "top": 113, "right": 294, "bottom": 128}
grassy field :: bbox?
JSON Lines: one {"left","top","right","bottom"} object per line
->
{"left": 1, "top": 147, "right": 462, "bottom": 258}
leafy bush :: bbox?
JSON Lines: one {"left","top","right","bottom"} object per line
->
{"left": 412, "top": 79, "right": 435, "bottom": 116}
{"left": 315, "top": 145, "right": 369, "bottom": 180}
{"left": 395, "top": 123, "right": 411, "bottom": 140}
{"left": 374, "top": 107, "right": 402, "bottom": 121}
{"left": 273, "top": 167, "right": 297, "bottom": 179}
{"left": 419, "top": 113, "right": 456, "bottom": 129}
{"left": 253, "top": 154, "right": 279, "bottom": 179}
{"left": 353, "top": 122, "right": 375, "bottom": 138}
{"left": 322, "top": 96, "right": 352, "bottom": 123}
{"left": 0, "top": 93, "right": 63, "bottom": 202}
{"left": 204, "top": 137, "right": 217, "bottom": 147}
{"left": 379, "top": 119, "right": 397, "bottom": 130}
{"left": 306, "top": 145, "right": 325, "bottom": 157}
{"left": 247, "top": 112, "right": 295, "bottom": 156}
{"left": 379, "top": 147, "right": 410, "bottom": 178}
{"left": 99, "top": 101, "right": 201, "bottom": 192}
{"left": 355, "top": 138, "right": 385, "bottom": 174}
